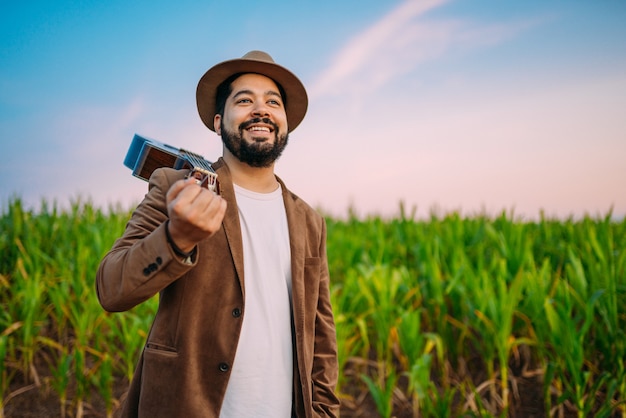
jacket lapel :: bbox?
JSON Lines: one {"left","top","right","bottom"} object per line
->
{"left": 279, "top": 177, "right": 310, "bottom": 418}
{"left": 280, "top": 177, "right": 306, "bottom": 351}
{"left": 280, "top": 177, "right": 305, "bottom": 306}
{"left": 213, "top": 158, "right": 246, "bottom": 295}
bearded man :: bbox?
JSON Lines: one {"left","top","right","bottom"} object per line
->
{"left": 96, "top": 51, "right": 340, "bottom": 418}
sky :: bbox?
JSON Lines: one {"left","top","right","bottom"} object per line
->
{"left": 1, "top": 0, "right": 625, "bottom": 220}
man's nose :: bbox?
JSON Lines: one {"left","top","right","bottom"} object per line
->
{"left": 251, "top": 101, "right": 270, "bottom": 117}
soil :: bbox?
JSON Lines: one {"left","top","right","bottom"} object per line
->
{"left": 3, "top": 373, "right": 550, "bottom": 418}
{"left": 0, "top": 351, "right": 597, "bottom": 418}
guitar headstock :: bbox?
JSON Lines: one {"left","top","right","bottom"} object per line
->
{"left": 186, "top": 167, "right": 219, "bottom": 193}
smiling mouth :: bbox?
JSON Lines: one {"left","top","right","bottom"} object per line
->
{"left": 247, "top": 126, "right": 272, "bottom": 133}
{"left": 241, "top": 118, "right": 278, "bottom": 135}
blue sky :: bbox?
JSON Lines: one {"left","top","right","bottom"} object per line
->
{"left": 1, "top": 0, "right": 625, "bottom": 219}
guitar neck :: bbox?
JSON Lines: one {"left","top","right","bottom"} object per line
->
{"left": 124, "top": 134, "right": 218, "bottom": 191}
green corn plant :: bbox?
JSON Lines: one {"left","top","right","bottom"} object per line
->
{"left": 357, "top": 264, "right": 414, "bottom": 367}
{"left": 11, "top": 257, "right": 46, "bottom": 384}
{"left": 105, "top": 310, "right": 154, "bottom": 383}
{"left": 413, "top": 215, "right": 478, "bottom": 378}
{"left": 464, "top": 379, "right": 497, "bottom": 418}
{"left": 426, "top": 385, "right": 460, "bottom": 418}
{"left": 39, "top": 338, "right": 72, "bottom": 418}
{"left": 329, "top": 312, "right": 352, "bottom": 395}
{"left": 0, "top": 334, "right": 10, "bottom": 418}
{"left": 361, "top": 367, "right": 398, "bottom": 418}
{"left": 0, "top": 273, "right": 21, "bottom": 418}
{"left": 414, "top": 232, "right": 459, "bottom": 373}
{"left": 396, "top": 309, "right": 444, "bottom": 417}
{"left": 52, "top": 351, "right": 72, "bottom": 418}
{"left": 330, "top": 278, "right": 368, "bottom": 393}
{"left": 543, "top": 276, "right": 605, "bottom": 418}
{"left": 46, "top": 276, "right": 71, "bottom": 346}
{"left": 469, "top": 265, "right": 534, "bottom": 415}
{"left": 488, "top": 212, "right": 533, "bottom": 279}
{"left": 574, "top": 216, "right": 626, "bottom": 416}
{"left": 72, "top": 345, "right": 87, "bottom": 418}
{"left": 67, "top": 280, "right": 105, "bottom": 417}
{"left": 93, "top": 351, "right": 114, "bottom": 418}
{"left": 350, "top": 264, "right": 417, "bottom": 415}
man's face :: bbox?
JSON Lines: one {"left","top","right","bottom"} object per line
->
{"left": 214, "top": 73, "right": 289, "bottom": 168}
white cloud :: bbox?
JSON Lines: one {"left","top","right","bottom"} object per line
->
{"left": 309, "top": 0, "right": 448, "bottom": 99}
{"left": 308, "top": 0, "right": 540, "bottom": 102}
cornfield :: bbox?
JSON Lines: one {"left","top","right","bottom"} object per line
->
{"left": 1, "top": 198, "right": 625, "bottom": 417}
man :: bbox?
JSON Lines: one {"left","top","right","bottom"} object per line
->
{"left": 96, "top": 50, "right": 340, "bottom": 417}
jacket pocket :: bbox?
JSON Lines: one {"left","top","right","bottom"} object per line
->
{"left": 145, "top": 342, "right": 178, "bottom": 357}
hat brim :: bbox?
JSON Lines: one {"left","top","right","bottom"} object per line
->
{"left": 196, "top": 57, "right": 308, "bottom": 133}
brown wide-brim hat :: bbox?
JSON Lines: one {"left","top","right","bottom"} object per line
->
{"left": 196, "top": 50, "right": 308, "bottom": 133}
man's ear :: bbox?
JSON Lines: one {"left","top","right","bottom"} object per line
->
{"left": 214, "top": 114, "right": 222, "bottom": 135}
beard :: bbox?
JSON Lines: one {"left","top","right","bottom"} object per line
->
{"left": 220, "top": 117, "right": 289, "bottom": 168}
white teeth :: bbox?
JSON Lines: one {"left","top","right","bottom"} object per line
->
{"left": 248, "top": 126, "right": 270, "bottom": 132}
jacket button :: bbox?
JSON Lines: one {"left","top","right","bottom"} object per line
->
{"left": 232, "top": 308, "right": 241, "bottom": 317}
{"left": 143, "top": 267, "right": 151, "bottom": 276}
{"left": 156, "top": 257, "right": 163, "bottom": 265}
{"left": 219, "top": 362, "right": 229, "bottom": 372}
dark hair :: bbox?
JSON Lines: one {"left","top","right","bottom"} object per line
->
{"left": 214, "top": 73, "right": 288, "bottom": 117}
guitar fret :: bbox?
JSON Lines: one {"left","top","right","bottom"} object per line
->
{"left": 180, "top": 149, "right": 218, "bottom": 192}
{"left": 181, "top": 149, "right": 215, "bottom": 173}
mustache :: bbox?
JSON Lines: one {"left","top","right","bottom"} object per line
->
{"left": 239, "top": 118, "right": 279, "bottom": 132}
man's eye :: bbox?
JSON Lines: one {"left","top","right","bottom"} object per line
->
{"left": 237, "top": 98, "right": 252, "bottom": 104}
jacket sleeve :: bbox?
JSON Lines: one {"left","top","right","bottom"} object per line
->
{"left": 311, "top": 220, "right": 341, "bottom": 417}
{"left": 95, "top": 168, "right": 196, "bottom": 312}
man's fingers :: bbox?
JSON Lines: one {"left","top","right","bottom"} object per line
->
{"left": 166, "top": 178, "right": 196, "bottom": 205}
{"left": 202, "top": 194, "right": 227, "bottom": 229}
{"left": 166, "top": 178, "right": 226, "bottom": 236}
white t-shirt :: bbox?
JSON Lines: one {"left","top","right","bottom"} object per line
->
{"left": 220, "top": 183, "right": 293, "bottom": 418}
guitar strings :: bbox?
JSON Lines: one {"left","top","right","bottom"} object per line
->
{"left": 181, "top": 149, "right": 218, "bottom": 191}
{"left": 181, "top": 149, "right": 216, "bottom": 173}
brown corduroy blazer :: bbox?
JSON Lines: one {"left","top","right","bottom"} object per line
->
{"left": 96, "top": 158, "right": 339, "bottom": 417}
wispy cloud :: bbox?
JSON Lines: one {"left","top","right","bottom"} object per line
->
{"left": 308, "top": 0, "right": 538, "bottom": 101}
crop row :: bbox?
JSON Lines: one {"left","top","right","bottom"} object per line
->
{"left": 1, "top": 199, "right": 625, "bottom": 417}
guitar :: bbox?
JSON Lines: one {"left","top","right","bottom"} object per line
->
{"left": 124, "top": 134, "right": 218, "bottom": 192}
